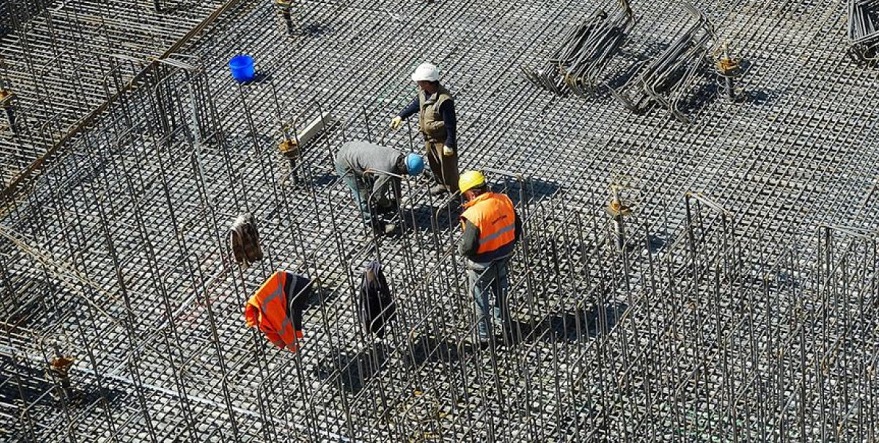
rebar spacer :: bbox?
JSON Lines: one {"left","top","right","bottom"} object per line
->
{"left": 50, "top": 355, "right": 75, "bottom": 373}
{"left": 0, "top": 89, "right": 15, "bottom": 107}
{"left": 715, "top": 55, "right": 741, "bottom": 76}
{"left": 713, "top": 43, "right": 744, "bottom": 77}
{"left": 278, "top": 139, "right": 299, "bottom": 158}
{"left": 606, "top": 198, "right": 632, "bottom": 217}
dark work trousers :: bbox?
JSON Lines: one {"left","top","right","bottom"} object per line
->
{"left": 467, "top": 258, "right": 510, "bottom": 340}
{"left": 425, "top": 140, "right": 459, "bottom": 193}
{"left": 281, "top": 9, "right": 295, "bottom": 33}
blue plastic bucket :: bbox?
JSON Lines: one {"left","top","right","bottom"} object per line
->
{"left": 228, "top": 55, "right": 255, "bottom": 82}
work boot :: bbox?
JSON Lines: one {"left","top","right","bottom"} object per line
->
{"left": 493, "top": 309, "right": 515, "bottom": 345}
{"left": 371, "top": 220, "right": 397, "bottom": 236}
{"left": 429, "top": 183, "right": 448, "bottom": 196}
{"left": 375, "top": 199, "right": 398, "bottom": 215}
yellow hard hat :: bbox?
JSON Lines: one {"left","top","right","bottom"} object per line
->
{"left": 458, "top": 170, "right": 485, "bottom": 194}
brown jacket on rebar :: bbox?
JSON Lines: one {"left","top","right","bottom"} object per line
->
{"left": 418, "top": 86, "right": 453, "bottom": 143}
{"left": 230, "top": 214, "right": 263, "bottom": 265}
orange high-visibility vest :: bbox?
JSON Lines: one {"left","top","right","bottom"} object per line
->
{"left": 460, "top": 192, "right": 517, "bottom": 264}
{"left": 244, "top": 271, "right": 303, "bottom": 352}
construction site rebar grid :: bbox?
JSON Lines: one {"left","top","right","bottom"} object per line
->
{"left": 0, "top": 0, "right": 229, "bottom": 188}
{"left": 2, "top": 0, "right": 879, "bottom": 441}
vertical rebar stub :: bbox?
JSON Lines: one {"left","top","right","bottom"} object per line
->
{"left": 713, "top": 43, "right": 746, "bottom": 102}
{"left": 606, "top": 185, "right": 632, "bottom": 217}
{"left": 45, "top": 348, "right": 76, "bottom": 401}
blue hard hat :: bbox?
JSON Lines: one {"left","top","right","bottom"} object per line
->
{"left": 405, "top": 153, "right": 424, "bottom": 176}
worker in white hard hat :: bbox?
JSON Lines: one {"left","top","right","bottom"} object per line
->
{"left": 457, "top": 171, "right": 522, "bottom": 346}
{"left": 390, "top": 63, "right": 460, "bottom": 196}
{"left": 274, "top": 0, "right": 298, "bottom": 36}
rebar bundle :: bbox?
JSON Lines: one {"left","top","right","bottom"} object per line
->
{"left": 611, "top": 1, "right": 716, "bottom": 123}
{"left": 521, "top": 0, "right": 634, "bottom": 97}
{"left": 847, "top": 0, "right": 879, "bottom": 64}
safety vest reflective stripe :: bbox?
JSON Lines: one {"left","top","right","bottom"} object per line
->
{"left": 478, "top": 222, "right": 515, "bottom": 246}
{"left": 259, "top": 275, "right": 285, "bottom": 306}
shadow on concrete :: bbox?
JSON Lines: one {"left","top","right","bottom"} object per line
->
{"left": 490, "top": 176, "right": 561, "bottom": 207}
{"left": 0, "top": 356, "right": 124, "bottom": 409}
{"left": 647, "top": 233, "right": 666, "bottom": 253}
{"left": 404, "top": 202, "right": 457, "bottom": 233}
{"left": 496, "top": 301, "right": 629, "bottom": 346}
{"left": 402, "top": 334, "right": 465, "bottom": 368}
{"left": 548, "top": 301, "right": 628, "bottom": 342}
{"left": 302, "top": 23, "right": 332, "bottom": 38}
{"left": 315, "top": 344, "right": 390, "bottom": 393}
{"left": 743, "top": 88, "right": 781, "bottom": 106}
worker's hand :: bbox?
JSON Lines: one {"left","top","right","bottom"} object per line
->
{"left": 390, "top": 116, "right": 403, "bottom": 130}
{"left": 442, "top": 145, "right": 455, "bottom": 156}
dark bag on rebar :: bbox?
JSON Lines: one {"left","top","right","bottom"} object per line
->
{"left": 229, "top": 214, "right": 264, "bottom": 265}
{"left": 358, "top": 261, "right": 396, "bottom": 338}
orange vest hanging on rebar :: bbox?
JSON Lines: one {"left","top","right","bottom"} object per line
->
{"left": 461, "top": 192, "right": 517, "bottom": 264}
{"left": 244, "top": 271, "right": 304, "bottom": 352}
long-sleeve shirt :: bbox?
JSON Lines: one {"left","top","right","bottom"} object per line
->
{"left": 335, "top": 140, "right": 404, "bottom": 199}
{"left": 399, "top": 94, "right": 458, "bottom": 148}
{"left": 458, "top": 208, "right": 523, "bottom": 258}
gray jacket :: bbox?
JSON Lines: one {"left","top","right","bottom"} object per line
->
{"left": 335, "top": 141, "right": 404, "bottom": 198}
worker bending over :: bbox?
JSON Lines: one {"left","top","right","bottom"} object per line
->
{"left": 390, "top": 63, "right": 459, "bottom": 195}
{"left": 457, "top": 171, "right": 522, "bottom": 345}
{"left": 335, "top": 140, "right": 424, "bottom": 236}
{"left": 244, "top": 271, "right": 314, "bottom": 352}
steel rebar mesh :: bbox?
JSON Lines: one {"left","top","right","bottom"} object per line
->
{"left": 0, "top": 0, "right": 229, "bottom": 187}
{"left": 2, "top": 0, "right": 879, "bottom": 441}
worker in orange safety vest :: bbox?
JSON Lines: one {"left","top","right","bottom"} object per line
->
{"left": 244, "top": 271, "right": 313, "bottom": 352}
{"left": 457, "top": 171, "right": 522, "bottom": 345}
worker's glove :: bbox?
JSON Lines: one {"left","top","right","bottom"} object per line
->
{"left": 442, "top": 145, "right": 455, "bottom": 156}
{"left": 390, "top": 116, "right": 403, "bottom": 130}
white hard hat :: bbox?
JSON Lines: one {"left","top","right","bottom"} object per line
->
{"left": 411, "top": 63, "right": 440, "bottom": 82}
